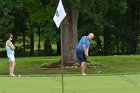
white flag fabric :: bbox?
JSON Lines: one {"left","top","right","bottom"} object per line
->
{"left": 53, "top": 0, "right": 66, "bottom": 28}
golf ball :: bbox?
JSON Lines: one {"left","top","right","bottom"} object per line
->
{"left": 18, "top": 74, "right": 21, "bottom": 77}
{"left": 99, "top": 71, "right": 101, "bottom": 73}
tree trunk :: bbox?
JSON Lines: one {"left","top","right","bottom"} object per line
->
{"left": 57, "top": 41, "right": 61, "bottom": 55}
{"left": 30, "top": 32, "right": 34, "bottom": 56}
{"left": 104, "top": 28, "right": 111, "bottom": 55}
{"left": 57, "top": 29, "right": 61, "bottom": 55}
{"left": 60, "top": 8, "right": 79, "bottom": 63}
{"left": 44, "top": 39, "right": 53, "bottom": 55}
{"left": 38, "top": 27, "right": 41, "bottom": 56}
{"left": 96, "top": 31, "right": 102, "bottom": 55}
{"left": 121, "top": 41, "right": 125, "bottom": 54}
{"left": 22, "top": 23, "right": 26, "bottom": 55}
{"left": 129, "top": 0, "right": 140, "bottom": 54}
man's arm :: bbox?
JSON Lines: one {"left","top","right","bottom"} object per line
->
{"left": 82, "top": 43, "right": 88, "bottom": 57}
{"left": 86, "top": 48, "right": 89, "bottom": 57}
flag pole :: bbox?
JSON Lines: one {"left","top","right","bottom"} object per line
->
{"left": 53, "top": 0, "right": 66, "bottom": 92}
{"left": 60, "top": 2, "right": 64, "bottom": 93}
{"left": 60, "top": 25, "right": 64, "bottom": 93}
{"left": 59, "top": 0, "right": 65, "bottom": 93}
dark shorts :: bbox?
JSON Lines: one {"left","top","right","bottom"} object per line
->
{"left": 76, "top": 49, "right": 87, "bottom": 62}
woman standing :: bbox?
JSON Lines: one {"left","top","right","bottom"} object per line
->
{"left": 6, "top": 33, "right": 16, "bottom": 77}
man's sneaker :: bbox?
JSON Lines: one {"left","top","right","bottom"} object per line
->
{"left": 82, "top": 73, "right": 86, "bottom": 76}
{"left": 10, "top": 74, "right": 16, "bottom": 77}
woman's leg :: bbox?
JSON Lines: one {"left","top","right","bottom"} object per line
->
{"left": 9, "top": 61, "right": 16, "bottom": 76}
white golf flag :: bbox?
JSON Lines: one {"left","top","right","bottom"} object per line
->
{"left": 53, "top": 0, "right": 66, "bottom": 28}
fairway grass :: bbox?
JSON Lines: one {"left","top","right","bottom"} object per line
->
{"left": 0, "top": 55, "right": 140, "bottom": 93}
{"left": 0, "top": 74, "right": 139, "bottom": 93}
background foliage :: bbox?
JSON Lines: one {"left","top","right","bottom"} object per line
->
{"left": 0, "top": 0, "right": 140, "bottom": 57}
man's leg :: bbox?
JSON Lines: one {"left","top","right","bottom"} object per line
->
{"left": 81, "top": 62, "right": 86, "bottom": 75}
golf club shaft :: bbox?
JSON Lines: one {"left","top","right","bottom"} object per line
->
{"left": 87, "top": 57, "right": 101, "bottom": 73}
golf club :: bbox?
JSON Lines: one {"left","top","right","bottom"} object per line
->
{"left": 87, "top": 57, "right": 102, "bottom": 73}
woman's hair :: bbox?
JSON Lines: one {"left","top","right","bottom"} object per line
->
{"left": 7, "top": 33, "right": 12, "bottom": 40}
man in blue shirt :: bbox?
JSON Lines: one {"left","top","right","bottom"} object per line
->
{"left": 76, "top": 33, "right": 94, "bottom": 76}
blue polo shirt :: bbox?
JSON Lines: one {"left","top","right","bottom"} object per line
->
{"left": 76, "top": 36, "right": 90, "bottom": 51}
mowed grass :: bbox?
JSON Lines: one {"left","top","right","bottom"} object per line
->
{"left": 0, "top": 55, "right": 140, "bottom": 75}
{"left": 0, "top": 56, "right": 60, "bottom": 75}
{"left": 0, "top": 55, "right": 140, "bottom": 93}
{"left": 0, "top": 75, "right": 140, "bottom": 93}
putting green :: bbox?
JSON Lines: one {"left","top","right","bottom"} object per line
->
{"left": 0, "top": 74, "right": 139, "bottom": 93}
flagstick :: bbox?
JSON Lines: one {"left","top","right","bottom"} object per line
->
{"left": 53, "top": 0, "right": 66, "bottom": 92}
{"left": 60, "top": 26, "right": 64, "bottom": 93}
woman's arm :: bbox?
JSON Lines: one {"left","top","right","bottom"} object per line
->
{"left": 7, "top": 40, "right": 16, "bottom": 50}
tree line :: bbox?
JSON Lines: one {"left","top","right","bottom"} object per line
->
{"left": 0, "top": 0, "right": 140, "bottom": 59}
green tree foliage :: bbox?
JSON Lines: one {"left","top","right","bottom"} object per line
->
{"left": 78, "top": 0, "right": 139, "bottom": 55}
{"left": 0, "top": 0, "right": 139, "bottom": 57}
{"left": 0, "top": 0, "right": 57, "bottom": 56}
{"left": 21, "top": 0, "right": 57, "bottom": 55}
